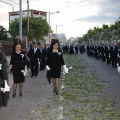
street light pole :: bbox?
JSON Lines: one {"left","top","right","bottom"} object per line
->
{"left": 56, "top": 24, "right": 62, "bottom": 34}
{"left": 27, "top": 0, "right": 29, "bottom": 42}
{"left": 19, "top": 0, "right": 22, "bottom": 41}
{"left": 48, "top": 11, "right": 60, "bottom": 45}
{"left": 48, "top": 12, "right": 50, "bottom": 45}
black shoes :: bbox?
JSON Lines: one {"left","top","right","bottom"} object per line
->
{"left": 12, "top": 93, "right": 16, "bottom": 98}
{"left": 53, "top": 88, "right": 59, "bottom": 95}
{"left": 19, "top": 94, "right": 22, "bottom": 97}
{"left": 30, "top": 75, "right": 37, "bottom": 77}
{"left": 12, "top": 93, "right": 22, "bottom": 97}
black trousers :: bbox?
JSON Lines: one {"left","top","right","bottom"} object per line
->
{"left": 40, "top": 59, "right": 46, "bottom": 70}
{"left": 102, "top": 53, "right": 105, "bottom": 62}
{"left": 106, "top": 54, "right": 110, "bottom": 64}
{"left": 31, "top": 62, "right": 38, "bottom": 76}
{"left": 111, "top": 57, "right": 117, "bottom": 67}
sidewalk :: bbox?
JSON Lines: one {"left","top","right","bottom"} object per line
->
{"left": 0, "top": 70, "right": 58, "bottom": 120}
{"left": 0, "top": 56, "right": 59, "bottom": 120}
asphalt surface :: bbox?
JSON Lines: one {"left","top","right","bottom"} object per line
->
{"left": 78, "top": 53, "right": 120, "bottom": 108}
{"left": 0, "top": 54, "right": 120, "bottom": 120}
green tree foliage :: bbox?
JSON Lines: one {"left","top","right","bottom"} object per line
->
{"left": 0, "top": 25, "right": 7, "bottom": 40}
{"left": 9, "top": 17, "right": 49, "bottom": 41}
{"left": 79, "top": 18, "right": 120, "bottom": 43}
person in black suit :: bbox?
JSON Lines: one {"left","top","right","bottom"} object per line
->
{"left": 105, "top": 43, "right": 111, "bottom": 64}
{"left": 69, "top": 44, "right": 74, "bottom": 54}
{"left": 95, "top": 44, "right": 99, "bottom": 59}
{"left": 39, "top": 43, "right": 46, "bottom": 71}
{"left": 101, "top": 43, "right": 106, "bottom": 62}
{"left": 87, "top": 44, "right": 91, "bottom": 56}
{"left": 75, "top": 44, "right": 79, "bottom": 54}
{"left": 29, "top": 43, "right": 40, "bottom": 77}
{"left": 110, "top": 43, "right": 118, "bottom": 67}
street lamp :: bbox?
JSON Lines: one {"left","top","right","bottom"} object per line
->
{"left": 19, "top": 0, "right": 22, "bottom": 40}
{"left": 48, "top": 11, "right": 60, "bottom": 44}
{"left": 56, "top": 24, "right": 62, "bottom": 34}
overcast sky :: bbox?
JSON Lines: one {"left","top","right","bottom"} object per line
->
{"left": 0, "top": 0, "right": 120, "bottom": 39}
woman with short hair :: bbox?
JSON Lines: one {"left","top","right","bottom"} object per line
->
{"left": 46, "top": 39, "right": 68, "bottom": 95}
{"left": 10, "top": 43, "right": 27, "bottom": 97}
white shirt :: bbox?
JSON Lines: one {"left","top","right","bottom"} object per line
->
{"left": 34, "top": 48, "right": 37, "bottom": 54}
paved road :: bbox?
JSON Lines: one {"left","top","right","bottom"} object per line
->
{"left": 0, "top": 54, "right": 120, "bottom": 120}
{"left": 0, "top": 70, "right": 60, "bottom": 120}
{"left": 78, "top": 53, "right": 120, "bottom": 108}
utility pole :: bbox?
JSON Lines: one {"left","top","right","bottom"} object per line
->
{"left": 27, "top": 0, "right": 29, "bottom": 42}
{"left": 19, "top": 0, "right": 22, "bottom": 41}
{"left": 48, "top": 12, "right": 50, "bottom": 44}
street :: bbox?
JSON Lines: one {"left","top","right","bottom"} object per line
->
{"left": 0, "top": 54, "right": 120, "bottom": 120}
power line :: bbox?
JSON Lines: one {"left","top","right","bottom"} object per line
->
{"left": 0, "top": 0, "right": 27, "bottom": 9}
{"left": 0, "top": 0, "right": 18, "bottom": 7}
{"left": 9, "top": 0, "right": 19, "bottom": 5}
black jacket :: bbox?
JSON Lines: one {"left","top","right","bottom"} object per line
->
{"left": 29, "top": 48, "right": 40, "bottom": 64}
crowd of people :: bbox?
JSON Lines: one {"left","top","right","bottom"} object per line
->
{"left": 1, "top": 37, "right": 120, "bottom": 109}
{"left": 0, "top": 38, "right": 69, "bottom": 109}
{"left": 61, "top": 42, "right": 120, "bottom": 69}
{"left": 86, "top": 42, "right": 120, "bottom": 68}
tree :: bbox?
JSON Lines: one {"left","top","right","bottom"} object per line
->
{"left": 9, "top": 17, "right": 49, "bottom": 41}
{"left": 0, "top": 25, "right": 7, "bottom": 40}
{"left": 80, "top": 17, "right": 120, "bottom": 43}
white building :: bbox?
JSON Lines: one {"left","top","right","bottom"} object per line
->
{"left": 55, "top": 33, "right": 67, "bottom": 44}
{"left": 9, "top": 9, "right": 47, "bottom": 27}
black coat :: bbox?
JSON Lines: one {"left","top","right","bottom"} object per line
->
{"left": 0, "top": 54, "right": 9, "bottom": 107}
{"left": 46, "top": 49, "right": 65, "bottom": 78}
{"left": 10, "top": 51, "right": 27, "bottom": 83}
{"left": 110, "top": 46, "right": 118, "bottom": 58}
{"left": 29, "top": 48, "right": 40, "bottom": 64}
{"left": 40, "top": 48, "right": 46, "bottom": 61}
{"left": 0, "top": 57, "right": 8, "bottom": 86}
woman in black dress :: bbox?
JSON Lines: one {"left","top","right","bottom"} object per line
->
{"left": 0, "top": 48, "right": 10, "bottom": 108}
{"left": 46, "top": 40, "right": 68, "bottom": 95}
{"left": 69, "top": 44, "right": 74, "bottom": 54}
{"left": 10, "top": 43, "right": 27, "bottom": 97}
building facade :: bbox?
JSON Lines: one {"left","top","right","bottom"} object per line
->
{"left": 9, "top": 9, "right": 47, "bottom": 26}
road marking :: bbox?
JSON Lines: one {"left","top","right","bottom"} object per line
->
{"left": 63, "top": 75, "right": 65, "bottom": 78}
{"left": 58, "top": 72, "right": 66, "bottom": 119}
{"left": 61, "top": 85, "right": 65, "bottom": 89}
{"left": 60, "top": 96, "right": 64, "bottom": 100}
{"left": 58, "top": 106, "right": 64, "bottom": 120}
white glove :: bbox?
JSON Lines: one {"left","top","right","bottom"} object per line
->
{"left": 0, "top": 80, "right": 10, "bottom": 93}
{"left": 21, "top": 70, "right": 28, "bottom": 76}
{"left": 46, "top": 65, "right": 51, "bottom": 71}
{"left": 63, "top": 65, "right": 68, "bottom": 73}
{"left": 117, "top": 66, "right": 120, "bottom": 74}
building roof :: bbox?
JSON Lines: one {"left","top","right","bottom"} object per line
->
{"left": 9, "top": 9, "right": 47, "bottom": 14}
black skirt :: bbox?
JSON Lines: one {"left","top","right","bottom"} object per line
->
{"left": 13, "top": 64, "right": 25, "bottom": 83}
{"left": 0, "top": 84, "right": 9, "bottom": 108}
{"left": 51, "top": 67, "right": 61, "bottom": 78}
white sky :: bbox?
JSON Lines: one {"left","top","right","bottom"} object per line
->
{"left": 0, "top": 0, "right": 120, "bottom": 39}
